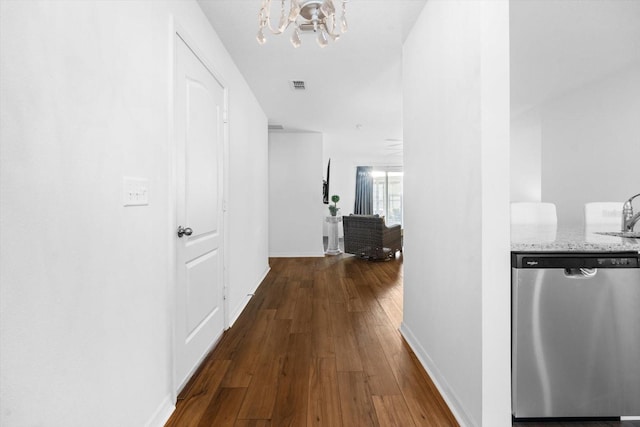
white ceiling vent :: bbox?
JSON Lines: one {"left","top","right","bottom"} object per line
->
{"left": 268, "top": 124, "right": 284, "bottom": 130}
{"left": 290, "top": 80, "right": 306, "bottom": 91}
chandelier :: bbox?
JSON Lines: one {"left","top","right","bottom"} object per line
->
{"left": 257, "top": 0, "right": 348, "bottom": 48}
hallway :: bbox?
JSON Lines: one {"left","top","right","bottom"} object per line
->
{"left": 166, "top": 255, "right": 458, "bottom": 426}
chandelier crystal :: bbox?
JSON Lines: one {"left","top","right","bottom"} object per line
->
{"left": 257, "top": 0, "right": 348, "bottom": 48}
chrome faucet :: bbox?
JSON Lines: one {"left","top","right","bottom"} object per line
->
{"left": 622, "top": 193, "right": 640, "bottom": 232}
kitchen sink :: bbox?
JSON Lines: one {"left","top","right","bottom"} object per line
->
{"left": 595, "top": 231, "right": 640, "bottom": 239}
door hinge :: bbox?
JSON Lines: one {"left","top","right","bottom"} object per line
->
{"left": 223, "top": 110, "right": 228, "bottom": 124}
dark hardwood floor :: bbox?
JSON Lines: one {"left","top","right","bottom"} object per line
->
{"left": 165, "top": 253, "right": 459, "bottom": 426}
{"left": 165, "top": 252, "right": 639, "bottom": 427}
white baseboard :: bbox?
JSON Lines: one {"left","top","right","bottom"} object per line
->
{"left": 400, "top": 322, "right": 475, "bottom": 427}
{"left": 227, "top": 265, "right": 270, "bottom": 328}
{"left": 145, "top": 394, "right": 175, "bottom": 427}
{"left": 268, "top": 251, "right": 325, "bottom": 258}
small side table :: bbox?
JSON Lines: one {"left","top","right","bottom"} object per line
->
{"left": 325, "top": 216, "right": 342, "bottom": 255}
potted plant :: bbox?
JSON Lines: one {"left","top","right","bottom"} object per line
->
{"left": 328, "top": 194, "right": 340, "bottom": 216}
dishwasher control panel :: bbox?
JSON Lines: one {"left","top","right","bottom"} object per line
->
{"left": 512, "top": 252, "right": 640, "bottom": 269}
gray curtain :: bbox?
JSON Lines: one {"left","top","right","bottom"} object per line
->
{"left": 354, "top": 166, "right": 373, "bottom": 215}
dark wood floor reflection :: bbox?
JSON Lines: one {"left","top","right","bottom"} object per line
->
{"left": 165, "top": 254, "right": 458, "bottom": 426}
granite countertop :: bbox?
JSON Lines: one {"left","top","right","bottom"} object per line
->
{"left": 511, "top": 225, "right": 640, "bottom": 253}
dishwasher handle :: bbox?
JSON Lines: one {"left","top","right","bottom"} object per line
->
{"left": 564, "top": 268, "right": 598, "bottom": 279}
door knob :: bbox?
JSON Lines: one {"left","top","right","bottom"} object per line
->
{"left": 177, "top": 226, "right": 193, "bottom": 238}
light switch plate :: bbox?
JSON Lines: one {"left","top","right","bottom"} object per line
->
{"left": 123, "top": 177, "right": 149, "bottom": 206}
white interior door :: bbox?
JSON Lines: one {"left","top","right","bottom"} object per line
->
{"left": 174, "top": 34, "right": 225, "bottom": 390}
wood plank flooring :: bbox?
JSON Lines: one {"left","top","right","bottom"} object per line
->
{"left": 166, "top": 254, "right": 459, "bottom": 427}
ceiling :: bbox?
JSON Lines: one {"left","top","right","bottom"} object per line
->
{"left": 197, "top": 0, "right": 427, "bottom": 150}
{"left": 510, "top": 0, "right": 640, "bottom": 114}
{"left": 198, "top": 0, "right": 640, "bottom": 147}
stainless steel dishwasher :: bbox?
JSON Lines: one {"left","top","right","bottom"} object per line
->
{"left": 512, "top": 251, "right": 640, "bottom": 419}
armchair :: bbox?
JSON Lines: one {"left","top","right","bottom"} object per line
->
{"left": 342, "top": 214, "right": 402, "bottom": 260}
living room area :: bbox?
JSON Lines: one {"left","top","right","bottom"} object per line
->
{"left": 268, "top": 129, "right": 404, "bottom": 259}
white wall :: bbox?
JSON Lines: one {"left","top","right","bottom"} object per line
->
{"left": 269, "top": 132, "right": 324, "bottom": 257}
{"left": 402, "top": 1, "right": 511, "bottom": 426}
{"left": 510, "top": 108, "right": 542, "bottom": 202}
{"left": 0, "top": 1, "right": 268, "bottom": 426}
{"left": 321, "top": 153, "right": 354, "bottom": 238}
{"left": 541, "top": 61, "right": 640, "bottom": 228}
{"left": 510, "top": 62, "right": 640, "bottom": 228}
{"left": 227, "top": 82, "right": 270, "bottom": 325}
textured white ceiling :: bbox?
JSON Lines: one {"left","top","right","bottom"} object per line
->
{"left": 197, "top": 0, "right": 427, "bottom": 150}
{"left": 198, "top": 0, "right": 640, "bottom": 148}
{"left": 510, "top": 0, "right": 640, "bottom": 114}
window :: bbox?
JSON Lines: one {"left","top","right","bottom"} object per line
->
{"left": 372, "top": 169, "right": 403, "bottom": 226}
